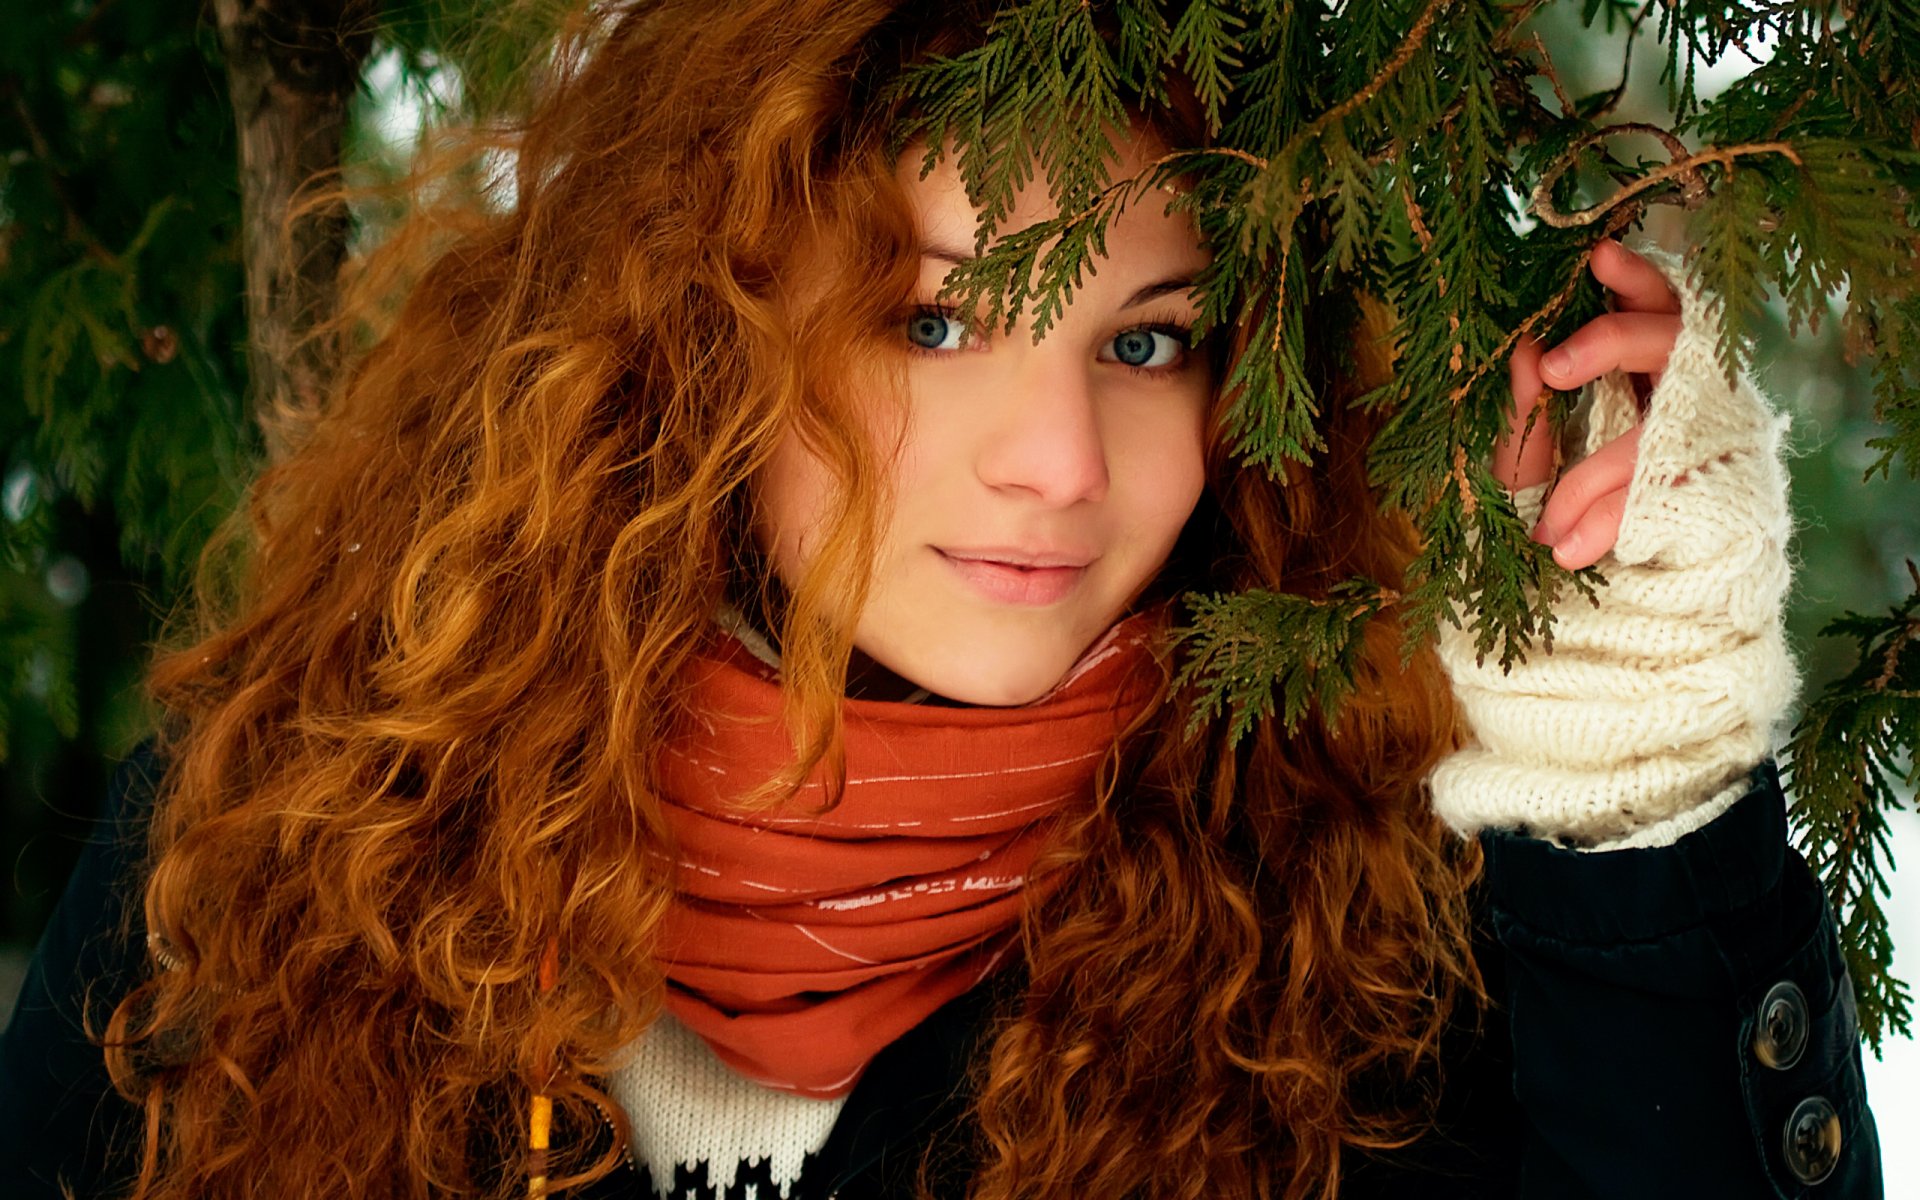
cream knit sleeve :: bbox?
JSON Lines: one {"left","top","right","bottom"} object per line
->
{"left": 1427, "top": 243, "right": 1801, "bottom": 852}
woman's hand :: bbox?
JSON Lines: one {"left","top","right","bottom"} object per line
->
{"left": 1494, "top": 238, "right": 1685, "bottom": 571}
{"left": 1432, "top": 239, "right": 1797, "bottom": 849}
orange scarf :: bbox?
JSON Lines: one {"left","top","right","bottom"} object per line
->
{"left": 653, "top": 611, "right": 1166, "bottom": 1098}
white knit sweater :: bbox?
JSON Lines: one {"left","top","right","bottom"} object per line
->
{"left": 1427, "top": 242, "right": 1799, "bottom": 851}
{"left": 604, "top": 242, "right": 1802, "bottom": 1194}
{"left": 605, "top": 1011, "right": 844, "bottom": 1199}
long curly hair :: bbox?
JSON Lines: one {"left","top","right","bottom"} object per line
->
{"left": 105, "top": 2, "right": 1485, "bottom": 1197}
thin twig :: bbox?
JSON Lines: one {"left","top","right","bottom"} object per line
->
{"left": 1445, "top": 203, "right": 1640, "bottom": 405}
{"left": 1453, "top": 443, "right": 1477, "bottom": 514}
{"left": 1147, "top": 145, "right": 1271, "bottom": 179}
{"left": 1764, "top": 90, "right": 1813, "bottom": 142}
{"left": 1491, "top": 0, "right": 1557, "bottom": 49}
{"left": 1293, "top": 0, "right": 1450, "bottom": 152}
{"left": 1577, "top": 0, "right": 1658, "bottom": 122}
{"left": 1530, "top": 127, "right": 1801, "bottom": 228}
{"left": 1870, "top": 564, "right": 1920, "bottom": 690}
{"left": 1374, "top": 0, "right": 1563, "bottom": 160}
{"left": 1396, "top": 142, "right": 1434, "bottom": 252}
{"left": 1529, "top": 34, "right": 1576, "bottom": 118}
{"left": 1872, "top": 621, "right": 1917, "bottom": 691}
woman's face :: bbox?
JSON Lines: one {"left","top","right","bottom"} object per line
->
{"left": 755, "top": 132, "right": 1213, "bottom": 705}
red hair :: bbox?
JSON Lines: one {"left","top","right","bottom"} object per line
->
{"left": 106, "top": 3, "right": 1483, "bottom": 1197}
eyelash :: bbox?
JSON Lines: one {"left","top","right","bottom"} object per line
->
{"left": 902, "top": 303, "right": 1200, "bottom": 379}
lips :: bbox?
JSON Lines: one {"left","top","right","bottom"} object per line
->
{"left": 935, "top": 546, "right": 1093, "bottom": 606}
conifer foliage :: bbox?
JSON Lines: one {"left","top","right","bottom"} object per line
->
{"left": 890, "top": 0, "right": 1920, "bottom": 1047}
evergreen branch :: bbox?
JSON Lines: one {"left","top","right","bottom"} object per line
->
{"left": 1168, "top": 0, "right": 1247, "bottom": 132}
{"left": 1872, "top": 560, "right": 1920, "bottom": 691}
{"left": 1370, "top": 0, "right": 1589, "bottom": 159}
{"left": 1782, "top": 563, "right": 1920, "bottom": 1051}
{"left": 1315, "top": 0, "right": 1449, "bottom": 132}
{"left": 1857, "top": 267, "right": 1920, "bottom": 482}
{"left": 1439, "top": 459, "right": 1605, "bottom": 674}
{"left": 935, "top": 160, "right": 1187, "bottom": 342}
{"left": 1262, "top": 0, "right": 1449, "bottom": 175}
{"left": 1761, "top": 88, "right": 1813, "bottom": 141}
{"left": 936, "top": 144, "right": 1272, "bottom": 343}
{"left": 881, "top": 2, "right": 1918, "bottom": 1047}
{"left": 1444, "top": 210, "right": 1638, "bottom": 407}
{"left": 1695, "top": 158, "right": 1772, "bottom": 384}
{"left": 1394, "top": 141, "right": 1435, "bottom": 251}
{"left": 1530, "top": 126, "right": 1803, "bottom": 227}
{"left": 1172, "top": 579, "right": 1399, "bottom": 743}
{"left": 1218, "top": 227, "right": 1327, "bottom": 473}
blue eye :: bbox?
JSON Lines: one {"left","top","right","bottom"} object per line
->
{"left": 906, "top": 307, "right": 967, "bottom": 351}
{"left": 902, "top": 305, "right": 1196, "bottom": 376}
{"left": 1108, "top": 328, "right": 1184, "bottom": 369}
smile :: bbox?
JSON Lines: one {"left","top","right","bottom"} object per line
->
{"left": 934, "top": 547, "right": 1092, "bottom": 606}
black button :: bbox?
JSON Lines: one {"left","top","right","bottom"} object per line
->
{"left": 1754, "top": 980, "right": 1809, "bottom": 1071}
{"left": 1783, "top": 1095, "right": 1842, "bottom": 1186}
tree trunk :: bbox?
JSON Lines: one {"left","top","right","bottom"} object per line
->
{"left": 213, "top": 0, "right": 375, "bottom": 459}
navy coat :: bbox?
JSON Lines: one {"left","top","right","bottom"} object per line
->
{"left": 0, "top": 745, "right": 1884, "bottom": 1198}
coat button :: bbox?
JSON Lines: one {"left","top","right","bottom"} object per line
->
{"left": 1753, "top": 980, "right": 1810, "bottom": 1071}
{"left": 1783, "top": 1095, "right": 1842, "bottom": 1186}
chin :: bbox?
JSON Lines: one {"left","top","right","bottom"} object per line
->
{"left": 867, "top": 637, "right": 1075, "bottom": 708}
{"left": 930, "top": 662, "right": 1065, "bottom": 707}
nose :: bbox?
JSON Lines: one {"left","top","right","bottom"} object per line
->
{"left": 973, "top": 355, "right": 1110, "bottom": 506}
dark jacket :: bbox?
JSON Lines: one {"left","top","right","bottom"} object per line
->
{"left": 0, "top": 745, "right": 1883, "bottom": 1198}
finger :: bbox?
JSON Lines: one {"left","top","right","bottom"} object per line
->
{"left": 1496, "top": 334, "right": 1557, "bottom": 491}
{"left": 1590, "top": 238, "right": 1681, "bottom": 314}
{"left": 1532, "top": 423, "right": 1641, "bottom": 545}
{"left": 1549, "top": 485, "right": 1629, "bottom": 571}
{"left": 1537, "top": 311, "right": 1683, "bottom": 392}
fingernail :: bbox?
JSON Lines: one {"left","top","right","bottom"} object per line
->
{"left": 1541, "top": 348, "right": 1574, "bottom": 379}
{"left": 1553, "top": 532, "right": 1582, "bottom": 566}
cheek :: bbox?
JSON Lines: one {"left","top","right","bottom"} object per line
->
{"left": 1115, "top": 398, "right": 1210, "bottom": 552}
{"left": 751, "top": 432, "right": 835, "bottom": 581}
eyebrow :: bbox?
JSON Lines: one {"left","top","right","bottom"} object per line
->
{"left": 920, "top": 244, "right": 1198, "bottom": 310}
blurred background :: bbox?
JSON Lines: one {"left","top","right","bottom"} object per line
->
{"left": 2, "top": 0, "right": 1916, "bottom": 1189}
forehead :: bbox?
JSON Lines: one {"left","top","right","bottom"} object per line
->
{"left": 896, "top": 133, "right": 1207, "bottom": 268}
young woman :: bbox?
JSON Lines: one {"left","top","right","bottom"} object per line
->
{"left": 0, "top": 2, "right": 1883, "bottom": 1198}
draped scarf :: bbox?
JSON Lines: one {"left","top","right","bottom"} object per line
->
{"left": 653, "top": 610, "right": 1166, "bottom": 1098}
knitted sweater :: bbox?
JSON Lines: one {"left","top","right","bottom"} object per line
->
{"left": 1428, "top": 242, "right": 1798, "bottom": 851}
{"left": 607, "top": 241, "right": 1800, "bottom": 1197}
{"left": 605, "top": 1012, "right": 845, "bottom": 1199}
